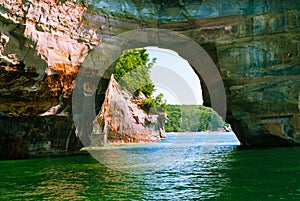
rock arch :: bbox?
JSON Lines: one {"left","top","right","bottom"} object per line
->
{"left": 74, "top": 0, "right": 300, "bottom": 146}
{"left": 72, "top": 29, "right": 226, "bottom": 146}
{"left": 1, "top": 0, "right": 300, "bottom": 158}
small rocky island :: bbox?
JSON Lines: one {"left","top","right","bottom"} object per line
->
{"left": 90, "top": 75, "right": 167, "bottom": 146}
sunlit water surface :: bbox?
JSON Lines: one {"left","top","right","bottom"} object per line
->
{"left": 1, "top": 132, "right": 300, "bottom": 200}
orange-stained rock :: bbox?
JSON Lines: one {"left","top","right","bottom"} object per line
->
{"left": 90, "top": 75, "right": 167, "bottom": 146}
{"left": 1, "top": 0, "right": 300, "bottom": 160}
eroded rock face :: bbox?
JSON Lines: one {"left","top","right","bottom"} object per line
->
{"left": 0, "top": 116, "right": 81, "bottom": 159}
{"left": 0, "top": 0, "right": 99, "bottom": 158}
{"left": 0, "top": 0, "right": 299, "bottom": 158}
{"left": 90, "top": 75, "right": 166, "bottom": 146}
{"left": 92, "top": 0, "right": 300, "bottom": 146}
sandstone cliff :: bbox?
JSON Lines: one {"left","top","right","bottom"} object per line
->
{"left": 0, "top": 0, "right": 98, "bottom": 159}
{"left": 90, "top": 75, "right": 167, "bottom": 146}
{"left": 0, "top": 0, "right": 300, "bottom": 159}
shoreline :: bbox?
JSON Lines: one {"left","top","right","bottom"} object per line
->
{"left": 166, "top": 131, "right": 234, "bottom": 134}
{"left": 81, "top": 131, "right": 237, "bottom": 151}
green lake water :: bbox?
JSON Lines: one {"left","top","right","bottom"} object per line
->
{"left": 1, "top": 132, "right": 300, "bottom": 201}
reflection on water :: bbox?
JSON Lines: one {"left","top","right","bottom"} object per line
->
{"left": 0, "top": 132, "right": 299, "bottom": 200}
{"left": 89, "top": 132, "right": 239, "bottom": 174}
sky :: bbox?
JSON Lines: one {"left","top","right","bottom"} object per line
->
{"left": 145, "top": 46, "right": 203, "bottom": 105}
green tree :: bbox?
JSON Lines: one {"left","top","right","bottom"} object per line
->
{"left": 113, "top": 48, "right": 165, "bottom": 114}
{"left": 141, "top": 93, "right": 167, "bottom": 114}
{"left": 165, "top": 105, "right": 226, "bottom": 132}
{"left": 113, "top": 48, "right": 156, "bottom": 97}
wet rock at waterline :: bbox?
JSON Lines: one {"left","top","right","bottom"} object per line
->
{"left": 90, "top": 75, "right": 167, "bottom": 146}
{"left": 0, "top": 0, "right": 300, "bottom": 158}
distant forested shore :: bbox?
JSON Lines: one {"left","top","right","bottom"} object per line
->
{"left": 164, "top": 105, "right": 227, "bottom": 132}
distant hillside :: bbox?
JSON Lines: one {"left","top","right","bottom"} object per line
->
{"left": 165, "top": 105, "right": 225, "bottom": 132}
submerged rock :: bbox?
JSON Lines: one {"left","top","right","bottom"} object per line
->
{"left": 90, "top": 75, "right": 167, "bottom": 146}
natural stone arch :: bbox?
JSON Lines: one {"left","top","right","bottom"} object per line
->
{"left": 1, "top": 0, "right": 300, "bottom": 159}
{"left": 72, "top": 28, "right": 227, "bottom": 146}
{"left": 73, "top": 0, "right": 300, "bottom": 146}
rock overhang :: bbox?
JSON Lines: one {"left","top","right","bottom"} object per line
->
{"left": 0, "top": 0, "right": 300, "bottom": 159}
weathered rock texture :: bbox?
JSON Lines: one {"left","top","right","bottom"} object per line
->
{"left": 81, "top": 0, "right": 300, "bottom": 146}
{"left": 90, "top": 75, "right": 166, "bottom": 146}
{"left": 0, "top": 0, "right": 98, "bottom": 158}
{"left": 0, "top": 0, "right": 299, "bottom": 158}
